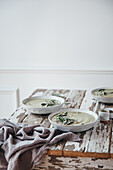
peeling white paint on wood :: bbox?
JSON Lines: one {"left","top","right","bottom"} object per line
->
{"left": 64, "top": 90, "right": 85, "bottom": 109}
{"left": 87, "top": 123, "right": 110, "bottom": 153}
{"left": 64, "top": 90, "right": 111, "bottom": 157}
{"left": 33, "top": 155, "right": 113, "bottom": 170}
{"left": 110, "top": 120, "right": 113, "bottom": 158}
{"left": 29, "top": 89, "right": 49, "bottom": 97}
{"left": 9, "top": 106, "right": 27, "bottom": 123}
{"left": 80, "top": 89, "right": 94, "bottom": 110}
{"left": 23, "top": 113, "right": 43, "bottom": 125}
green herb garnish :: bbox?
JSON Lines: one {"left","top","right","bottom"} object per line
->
{"left": 98, "top": 89, "right": 105, "bottom": 92}
{"left": 63, "top": 112, "right": 68, "bottom": 116}
{"left": 58, "top": 112, "right": 68, "bottom": 117}
{"left": 47, "top": 103, "right": 54, "bottom": 107}
{"left": 63, "top": 118, "right": 68, "bottom": 125}
{"left": 51, "top": 100, "right": 55, "bottom": 104}
{"left": 101, "top": 91, "right": 107, "bottom": 95}
{"left": 59, "top": 117, "right": 65, "bottom": 122}
{"left": 56, "top": 114, "right": 75, "bottom": 125}
{"left": 67, "top": 120, "right": 75, "bottom": 125}
{"left": 41, "top": 103, "right": 47, "bottom": 106}
{"left": 65, "top": 102, "right": 70, "bottom": 105}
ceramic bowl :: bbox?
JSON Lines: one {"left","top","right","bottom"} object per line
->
{"left": 22, "top": 95, "right": 65, "bottom": 114}
{"left": 91, "top": 87, "right": 113, "bottom": 103}
{"left": 48, "top": 108, "right": 99, "bottom": 132}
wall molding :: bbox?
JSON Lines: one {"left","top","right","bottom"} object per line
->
{"left": 0, "top": 68, "right": 113, "bottom": 75}
{"left": 0, "top": 88, "right": 20, "bottom": 108}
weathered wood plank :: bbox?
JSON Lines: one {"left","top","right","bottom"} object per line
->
{"left": 33, "top": 155, "right": 113, "bottom": 170}
{"left": 9, "top": 106, "right": 28, "bottom": 123}
{"left": 63, "top": 90, "right": 111, "bottom": 158}
{"left": 63, "top": 89, "right": 86, "bottom": 109}
{"left": 47, "top": 90, "right": 86, "bottom": 156}
{"left": 110, "top": 119, "right": 113, "bottom": 158}
{"left": 44, "top": 88, "right": 71, "bottom": 100}
{"left": 87, "top": 123, "right": 110, "bottom": 153}
{"left": 103, "top": 106, "right": 113, "bottom": 158}
{"left": 47, "top": 143, "right": 65, "bottom": 156}
{"left": 22, "top": 113, "right": 44, "bottom": 125}
{"left": 29, "top": 88, "right": 49, "bottom": 97}
{"left": 80, "top": 89, "right": 104, "bottom": 112}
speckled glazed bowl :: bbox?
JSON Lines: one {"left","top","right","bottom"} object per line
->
{"left": 91, "top": 87, "right": 113, "bottom": 103}
{"left": 22, "top": 95, "right": 65, "bottom": 114}
{"left": 48, "top": 108, "right": 99, "bottom": 132}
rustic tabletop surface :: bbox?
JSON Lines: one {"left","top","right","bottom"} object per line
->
{"left": 9, "top": 88, "right": 113, "bottom": 170}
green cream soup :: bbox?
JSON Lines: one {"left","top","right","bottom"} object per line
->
{"left": 25, "top": 99, "right": 61, "bottom": 108}
{"left": 93, "top": 89, "right": 113, "bottom": 97}
{"left": 52, "top": 112, "right": 95, "bottom": 126}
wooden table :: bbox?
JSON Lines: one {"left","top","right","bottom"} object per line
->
{"left": 9, "top": 88, "right": 113, "bottom": 170}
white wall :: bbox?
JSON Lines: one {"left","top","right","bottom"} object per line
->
{"left": 0, "top": 0, "right": 113, "bottom": 117}
{"left": 0, "top": 0, "right": 113, "bottom": 70}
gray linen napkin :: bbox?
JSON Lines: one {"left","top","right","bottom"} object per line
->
{"left": 0, "top": 119, "right": 81, "bottom": 170}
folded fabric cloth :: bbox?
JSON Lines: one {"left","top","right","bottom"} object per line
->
{"left": 0, "top": 119, "right": 81, "bottom": 170}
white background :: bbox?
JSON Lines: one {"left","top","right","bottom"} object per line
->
{"left": 0, "top": 0, "right": 113, "bottom": 70}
